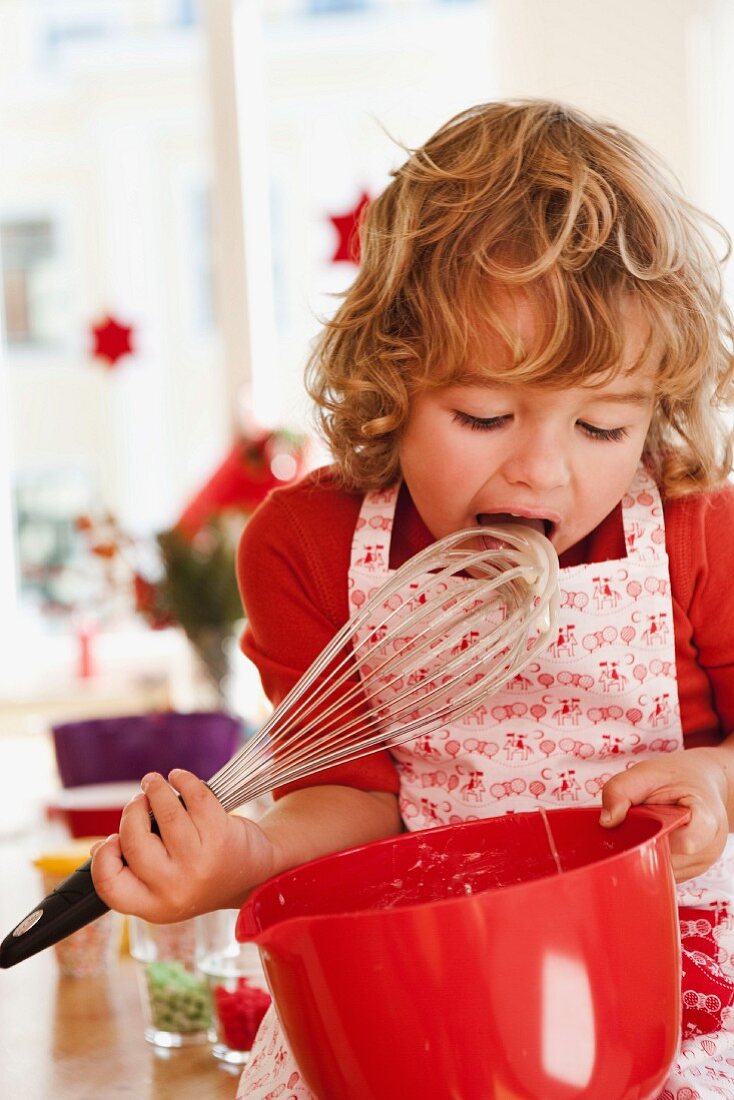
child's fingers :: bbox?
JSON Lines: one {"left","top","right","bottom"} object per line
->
{"left": 117, "top": 788, "right": 157, "bottom": 847}
{"left": 165, "top": 768, "right": 228, "bottom": 842}
{"left": 136, "top": 771, "right": 200, "bottom": 859}
{"left": 115, "top": 790, "right": 156, "bottom": 858}
{"left": 91, "top": 833, "right": 156, "bottom": 915}
{"left": 599, "top": 763, "right": 686, "bottom": 827}
{"left": 667, "top": 795, "right": 725, "bottom": 858}
{"left": 90, "top": 832, "right": 123, "bottom": 892}
{"left": 669, "top": 805, "right": 728, "bottom": 882}
{"left": 599, "top": 767, "right": 655, "bottom": 827}
{"left": 600, "top": 763, "right": 727, "bottom": 882}
{"left": 115, "top": 781, "right": 186, "bottom": 883}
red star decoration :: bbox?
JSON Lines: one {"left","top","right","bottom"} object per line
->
{"left": 90, "top": 314, "right": 135, "bottom": 368}
{"left": 328, "top": 191, "right": 370, "bottom": 264}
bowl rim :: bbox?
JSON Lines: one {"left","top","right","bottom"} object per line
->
{"left": 237, "top": 805, "right": 685, "bottom": 940}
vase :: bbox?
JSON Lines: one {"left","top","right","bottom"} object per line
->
{"left": 187, "top": 627, "right": 235, "bottom": 707}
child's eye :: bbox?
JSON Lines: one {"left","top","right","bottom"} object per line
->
{"left": 578, "top": 421, "right": 628, "bottom": 442}
{"left": 452, "top": 410, "right": 509, "bottom": 432}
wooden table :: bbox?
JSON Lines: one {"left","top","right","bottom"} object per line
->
{"left": 0, "top": 833, "right": 243, "bottom": 1100}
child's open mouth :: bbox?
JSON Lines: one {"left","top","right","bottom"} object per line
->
{"left": 476, "top": 513, "right": 555, "bottom": 540}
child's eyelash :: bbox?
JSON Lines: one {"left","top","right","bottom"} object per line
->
{"left": 452, "top": 410, "right": 629, "bottom": 443}
{"left": 452, "top": 411, "right": 507, "bottom": 431}
{"left": 578, "top": 422, "right": 629, "bottom": 442}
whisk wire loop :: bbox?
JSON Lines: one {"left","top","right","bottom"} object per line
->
{"left": 209, "top": 525, "right": 559, "bottom": 812}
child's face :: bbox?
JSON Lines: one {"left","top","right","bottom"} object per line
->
{"left": 398, "top": 293, "right": 659, "bottom": 556}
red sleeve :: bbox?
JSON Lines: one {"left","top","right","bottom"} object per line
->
{"left": 664, "top": 484, "right": 734, "bottom": 747}
{"left": 236, "top": 470, "right": 400, "bottom": 799}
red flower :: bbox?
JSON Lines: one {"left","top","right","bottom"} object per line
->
{"left": 91, "top": 542, "right": 118, "bottom": 560}
{"left": 133, "top": 574, "right": 174, "bottom": 630}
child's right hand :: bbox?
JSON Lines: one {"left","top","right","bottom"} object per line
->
{"left": 90, "top": 769, "right": 277, "bottom": 922}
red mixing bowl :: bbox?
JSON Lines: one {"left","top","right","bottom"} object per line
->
{"left": 237, "top": 805, "right": 688, "bottom": 1100}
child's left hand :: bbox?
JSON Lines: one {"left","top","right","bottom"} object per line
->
{"left": 600, "top": 747, "right": 730, "bottom": 882}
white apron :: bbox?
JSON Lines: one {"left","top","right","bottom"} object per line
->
{"left": 238, "top": 468, "right": 734, "bottom": 1100}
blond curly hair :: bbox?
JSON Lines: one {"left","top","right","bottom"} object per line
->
{"left": 306, "top": 100, "right": 734, "bottom": 497}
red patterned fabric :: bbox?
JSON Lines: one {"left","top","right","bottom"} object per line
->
{"left": 680, "top": 906, "right": 734, "bottom": 1038}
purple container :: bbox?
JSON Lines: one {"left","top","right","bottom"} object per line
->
{"left": 51, "top": 711, "right": 241, "bottom": 788}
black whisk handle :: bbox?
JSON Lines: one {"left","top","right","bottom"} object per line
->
{"left": 0, "top": 857, "right": 108, "bottom": 969}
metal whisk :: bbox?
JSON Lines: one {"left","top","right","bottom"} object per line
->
{"left": 0, "top": 524, "right": 558, "bottom": 969}
{"left": 210, "top": 523, "right": 558, "bottom": 808}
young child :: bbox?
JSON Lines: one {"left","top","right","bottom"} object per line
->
{"left": 92, "top": 101, "right": 734, "bottom": 1098}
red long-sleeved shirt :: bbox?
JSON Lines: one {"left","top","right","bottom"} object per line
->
{"left": 238, "top": 467, "right": 734, "bottom": 798}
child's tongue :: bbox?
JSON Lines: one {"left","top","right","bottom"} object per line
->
{"left": 477, "top": 513, "right": 546, "bottom": 535}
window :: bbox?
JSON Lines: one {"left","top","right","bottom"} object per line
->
{"left": 174, "top": 0, "right": 200, "bottom": 27}
{"left": 14, "top": 467, "right": 97, "bottom": 618}
{"left": 35, "top": 0, "right": 201, "bottom": 66}
{"left": 263, "top": 0, "right": 481, "bottom": 18}
{"left": 308, "top": 0, "right": 370, "bottom": 12}
{"left": 0, "top": 219, "right": 65, "bottom": 350}
{"left": 189, "top": 185, "right": 216, "bottom": 335}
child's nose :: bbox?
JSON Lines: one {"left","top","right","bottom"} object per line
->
{"left": 499, "top": 433, "right": 571, "bottom": 492}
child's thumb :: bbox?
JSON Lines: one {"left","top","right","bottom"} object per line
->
{"left": 599, "top": 772, "right": 635, "bottom": 828}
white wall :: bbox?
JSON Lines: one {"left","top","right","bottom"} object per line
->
{"left": 685, "top": 0, "right": 734, "bottom": 295}
{"left": 493, "top": 0, "right": 699, "bottom": 195}
{"left": 257, "top": 1, "right": 498, "bottom": 429}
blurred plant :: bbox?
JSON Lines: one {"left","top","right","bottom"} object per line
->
{"left": 75, "top": 513, "right": 243, "bottom": 699}
{"left": 133, "top": 523, "right": 244, "bottom": 635}
{"left": 74, "top": 428, "right": 309, "bottom": 700}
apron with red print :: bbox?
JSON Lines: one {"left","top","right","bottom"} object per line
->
{"left": 238, "top": 466, "right": 734, "bottom": 1100}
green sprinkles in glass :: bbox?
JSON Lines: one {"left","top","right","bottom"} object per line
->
{"left": 144, "top": 960, "right": 212, "bottom": 1033}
